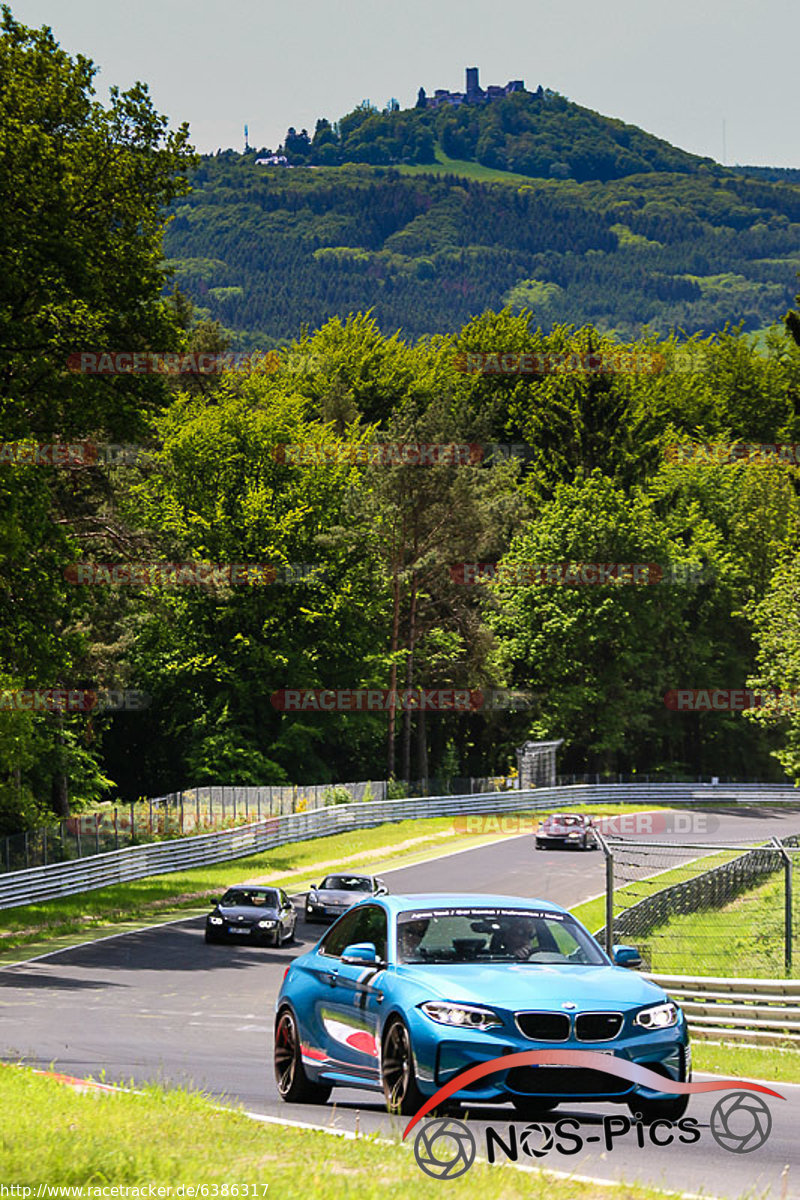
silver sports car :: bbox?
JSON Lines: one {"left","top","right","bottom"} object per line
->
{"left": 305, "top": 873, "right": 388, "bottom": 922}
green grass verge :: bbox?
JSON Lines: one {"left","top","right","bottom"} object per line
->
{"left": 0, "top": 1065, "right": 697, "bottom": 1198}
{"left": 0, "top": 805, "right": 666, "bottom": 960}
{"left": 634, "top": 869, "right": 800, "bottom": 977}
{"left": 692, "top": 1040, "right": 800, "bottom": 1084}
{"left": 570, "top": 850, "right": 739, "bottom": 939}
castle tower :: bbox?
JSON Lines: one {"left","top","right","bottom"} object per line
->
{"left": 465, "top": 67, "right": 480, "bottom": 98}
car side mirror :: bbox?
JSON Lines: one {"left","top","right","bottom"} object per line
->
{"left": 612, "top": 944, "right": 642, "bottom": 969}
{"left": 341, "top": 941, "right": 382, "bottom": 966}
{"left": 376, "top": 885, "right": 388, "bottom": 895}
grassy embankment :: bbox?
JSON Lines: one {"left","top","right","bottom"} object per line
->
{"left": 0, "top": 1064, "right": 719, "bottom": 1200}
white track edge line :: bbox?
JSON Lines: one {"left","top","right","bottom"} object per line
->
{"left": 241, "top": 1109, "right": 723, "bottom": 1198}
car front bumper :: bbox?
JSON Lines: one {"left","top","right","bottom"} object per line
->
{"left": 207, "top": 922, "right": 278, "bottom": 942}
{"left": 536, "top": 836, "right": 585, "bottom": 849}
{"left": 405, "top": 1011, "right": 689, "bottom": 1104}
{"left": 306, "top": 902, "right": 352, "bottom": 920}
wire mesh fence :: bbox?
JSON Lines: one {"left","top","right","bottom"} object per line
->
{"left": 597, "top": 834, "right": 800, "bottom": 977}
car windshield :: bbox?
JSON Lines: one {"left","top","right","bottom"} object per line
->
{"left": 396, "top": 907, "right": 606, "bottom": 965}
{"left": 552, "top": 815, "right": 581, "bottom": 825}
{"left": 320, "top": 875, "right": 372, "bottom": 891}
{"left": 220, "top": 888, "right": 278, "bottom": 908}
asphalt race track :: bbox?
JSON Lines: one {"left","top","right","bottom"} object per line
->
{"left": 2, "top": 806, "right": 800, "bottom": 1197}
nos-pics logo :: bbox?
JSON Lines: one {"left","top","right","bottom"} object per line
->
{"left": 403, "top": 1051, "right": 782, "bottom": 1179}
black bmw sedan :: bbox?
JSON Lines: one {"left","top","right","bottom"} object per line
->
{"left": 205, "top": 884, "right": 297, "bottom": 946}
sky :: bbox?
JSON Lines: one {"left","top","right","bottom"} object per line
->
{"left": 7, "top": 0, "right": 800, "bottom": 168}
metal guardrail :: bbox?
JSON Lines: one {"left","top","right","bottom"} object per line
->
{"left": 646, "top": 972, "right": 800, "bottom": 1045}
{"left": 1, "top": 781, "right": 799, "bottom": 911}
{"left": 0, "top": 775, "right": 521, "bottom": 874}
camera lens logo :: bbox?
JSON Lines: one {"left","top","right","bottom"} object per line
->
{"left": 710, "top": 1092, "right": 772, "bottom": 1154}
{"left": 520, "top": 1122, "right": 554, "bottom": 1157}
{"left": 414, "top": 1118, "right": 476, "bottom": 1179}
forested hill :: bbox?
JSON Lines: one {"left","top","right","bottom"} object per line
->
{"left": 275, "top": 89, "right": 714, "bottom": 182}
{"left": 164, "top": 152, "right": 800, "bottom": 346}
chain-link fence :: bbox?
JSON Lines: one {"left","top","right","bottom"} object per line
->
{"left": 596, "top": 834, "right": 800, "bottom": 977}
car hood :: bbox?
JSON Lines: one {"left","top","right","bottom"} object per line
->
{"left": 216, "top": 904, "right": 279, "bottom": 919}
{"left": 311, "top": 890, "right": 366, "bottom": 903}
{"left": 392, "top": 962, "right": 666, "bottom": 1010}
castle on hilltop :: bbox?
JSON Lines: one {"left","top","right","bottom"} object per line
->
{"left": 417, "top": 67, "right": 527, "bottom": 110}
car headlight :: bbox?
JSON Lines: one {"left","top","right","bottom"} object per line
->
{"left": 209, "top": 916, "right": 223, "bottom": 925}
{"left": 257, "top": 919, "right": 277, "bottom": 928}
{"left": 420, "top": 1001, "right": 503, "bottom": 1029}
{"left": 634, "top": 1002, "right": 679, "bottom": 1029}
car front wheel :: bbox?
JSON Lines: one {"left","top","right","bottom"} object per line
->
{"left": 274, "top": 1009, "right": 331, "bottom": 1104}
{"left": 381, "top": 1018, "right": 425, "bottom": 1116}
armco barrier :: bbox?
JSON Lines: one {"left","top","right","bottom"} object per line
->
{"left": 1, "top": 781, "right": 798, "bottom": 911}
{"left": 646, "top": 973, "right": 800, "bottom": 1046}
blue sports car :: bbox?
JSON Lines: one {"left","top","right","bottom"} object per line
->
{"left": 274, "top": 894, "right": 690, "bottom": 1121}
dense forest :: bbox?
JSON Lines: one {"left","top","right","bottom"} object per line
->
{"left": 4, "top": 8, "right": 800, "bottom": 837}
{"left": 164, "top": 154, "right": 800, "bottom": 344}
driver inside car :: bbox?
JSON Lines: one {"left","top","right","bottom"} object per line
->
{"left": 397, "top": 917, "right": 430, "bottom": 960}
{"left": 490, "top": 917, "right": 551, "bottom": 960}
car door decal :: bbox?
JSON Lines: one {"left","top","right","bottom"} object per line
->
{"left": 320, "top": 1011, "right": 379, "bottom": 1058}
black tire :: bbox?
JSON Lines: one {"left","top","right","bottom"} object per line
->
{"left": 381, "top": 1018, "right": 426, "bottom": 1116}
{"left": 628, "top": 1094, "right": 689, "bottom": 1122}
{"left": 283, "top": 924, "right": 296, "bottom": 945}
{"left": 511, "top": 1096, "right": 560, "bottom": 1119}
{"left": 274, "top": 1008, "right": 331, "bottom": 1104}
{"left": 204, "top": 929, "right": 220, "bottom": 944}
